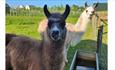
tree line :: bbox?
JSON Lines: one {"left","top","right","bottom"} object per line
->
{"left": 6, "top": 3, "right": 107, "bottom": 16}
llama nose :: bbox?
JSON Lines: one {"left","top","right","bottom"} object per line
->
{"left": 51, "top": 30, "right": 60, "bottom": 39}
{"left": 52, "top": 30, "right": 59, "bottom": 35}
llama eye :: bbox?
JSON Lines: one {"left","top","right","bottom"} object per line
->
{"left": 60, "top": 23, "right": 65, "bottom": 29}
{"left": 86, "top": 10, "right": 88, "bottom": 13}
{"left": 48, "top": 22, "right": 52, "bottom": 28}
{"left": 92, "top": 11, "right": 94, "bottom": 13}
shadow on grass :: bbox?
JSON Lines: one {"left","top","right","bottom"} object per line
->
{"left": 66, "top": 39, "right": 107, "bottom": 70}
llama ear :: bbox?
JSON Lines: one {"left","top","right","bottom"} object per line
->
{"left": 93, "top": 2, "right": 99, "bottom": 8}
{"left": 85, "top": 2, "right": 88, "bottom": 8}
{"left": 62, "top": 4, "right": 70, "bottom": 19}
{"left": 44, "top": 4, "right": 51, "bottom": 18}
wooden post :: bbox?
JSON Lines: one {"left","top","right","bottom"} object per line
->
{"left": 96, "top": 25, "right": 103, "bottom": 53}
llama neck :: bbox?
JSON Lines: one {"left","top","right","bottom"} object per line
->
{"left": 75, "top": 11, "right": 90, "bottom": 32}
{"left": 42, "top": 31, "right": 65, "bottom": 70}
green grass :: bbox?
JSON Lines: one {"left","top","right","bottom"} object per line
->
{"left": 65, "top": 23, "right": 107, "bottom": 70}
{"left": 6, "top": 14, "right": 107, "bottom": 70}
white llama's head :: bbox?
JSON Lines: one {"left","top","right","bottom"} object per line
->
{"left": 84, "top": 2, "right": 98, "bottom": 19}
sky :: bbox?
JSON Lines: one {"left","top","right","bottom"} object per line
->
{"left": 6, "top": 0, "right": 107, "bottom": 7}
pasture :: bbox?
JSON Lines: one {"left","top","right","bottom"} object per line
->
{"left": 6, "top": 10, "right": 107, "bottom": 70}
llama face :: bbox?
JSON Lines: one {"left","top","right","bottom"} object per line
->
{"left": 85, "top": 6, "right": 95, "bottom": 19}
{"left": 47, "top": 15, "right": 66, "bottom": 41}
{"left": 44, "top": 5, "right": 70, "bottom": 41}
{"left": 85, "top": 2, "right": 98, "bottom": 19}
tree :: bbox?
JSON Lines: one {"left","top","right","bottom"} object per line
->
{"left": 72, "top": 4, "right": 79, "bottom": 11}
{"left": 78, "top": 6, "right": 84, "bottom": 12}
{"left": 6, "top": 3, "right": 11, "bottom": 15}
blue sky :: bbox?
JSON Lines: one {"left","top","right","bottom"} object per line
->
{"left": 6, "top": 0, "right": 107, "bottom": 7}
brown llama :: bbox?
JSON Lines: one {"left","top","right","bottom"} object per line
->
{"left": 6, "top": 33, "right": 18, "bottom": 70}
{"left": 6, "top": 4, "right": 70, "bottom": 70}
{"left": 6, "top": 33, "right": 18, "bottom": 46}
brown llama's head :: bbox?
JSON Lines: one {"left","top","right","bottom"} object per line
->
{"left": 44, "top": 4, "right": 70, "bottom": 42}
{"left": 84, "top": 2, "right": 98, "bottom": 19}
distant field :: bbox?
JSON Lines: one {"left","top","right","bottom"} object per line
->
{"left": 6, "top": 11, "right": 107, "bottom": 70}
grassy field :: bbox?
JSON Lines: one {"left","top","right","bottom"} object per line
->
{"left": 6, "top": 11, "right": 107, "bottom": 70}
